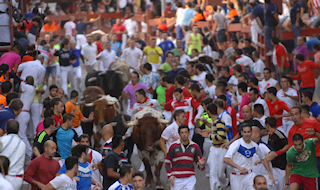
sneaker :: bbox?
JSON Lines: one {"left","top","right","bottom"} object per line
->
{"left": 266, "top": 51, "right": 273, "bottom": 56}
{"left": 79, "top": 87, "right": 84, "bottom": 92}
{"left": 68, "top": 83, "right": 71, "bottom": 88}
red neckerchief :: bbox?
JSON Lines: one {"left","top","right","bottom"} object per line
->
{"left": 236, "top": 55, "right": 242, "bottom": 59}
{"left": 89, "top": 150, "right": 93, "bottom": 163}
{"left": 138, "top": 97, "right": 149, "bottom": 104}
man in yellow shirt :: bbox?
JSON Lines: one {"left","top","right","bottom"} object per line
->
{"left": 142, "top": 38, "right": 163, "bottom": 72}
{"left": 65, "top": 90, "right": 94, "bottom": 146}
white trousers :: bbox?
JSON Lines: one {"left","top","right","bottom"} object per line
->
{"left": 150, "top": 62, "right": 161, "bottom": 72}
{"left": 72, "top": 126, "right": 83, "bottom": 146}
{"left": 30, "top": 102, "right": 43, "bottom": 136}
{"left": 60, "top": 65, "right": 74, "bottom": 96}
{"left": 251, "top": 19, "right": 260, "bottom": 45}
{"left": 230, "top": 172, "right": 255, "bottom": 190}
{"left": 56, "top": 63, "right": 61, "bottom": 78}
{"left": 203, "top": 138, "right": 212, "bottom": 176}
{"left": 76, "top": 34, "right": 87, "bottom": 49}
{"left": 282, "top": 120, "right": 294, "bottom": 137}
{"left": 6, "top": 175, "right": 23, "bottom": 190}
{"left": 73, "top": 66, "right": 82, "bottom": 90}
{"left": 171, "top": 175, "right": 196, "bottom": 190}
{"left": 85, "top": 62, "right": 99, "bottom": 73}
{"left": 273, "top": 167, "right": 286, "bottom": 190}
{"left": 208, "top": 146, "right": 228, "bottom": 190}
{"left": 17, "top": 111, "right": 32, "bottom": 157}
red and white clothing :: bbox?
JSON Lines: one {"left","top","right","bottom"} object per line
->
{"left": 226, "top": 105, "right": 238, "bottom": 137}
{"left": 290, "top": 60, "right": 320, "bottom": 88}
{"left": 64, "top": 21, "right": 76, "bottom": 40}
{"left": 161, "top": 121, "right": 181, "bottom": 151}
{"left": 266, "top": 99, "right": 290, "bottom": 129}
{"left": 236, "top": 54, "right": 254, "bottom": 68}
{"left": 259, "top": 78, "right": 278, "bottom": 96}
{"left": 164, "top": 97, "right": 204, "bottom": 130}
{"left": 274, "top": 43, "right": 290, "bottom": 68}
{"left": 131, "top": 97, "right": 162, "bottom": 116}
{"left": 88, "top": 148, "right": 102, "bottom": 184}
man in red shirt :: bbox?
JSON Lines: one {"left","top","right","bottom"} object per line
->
{"left": 24, "top": 140, "right": 60, "bottom": 190}
{"left": 174, "top": 75, "right": 192, "bottom": 98}
{"left": 162, "top": 75, "right": 176, "bottom": 103}
{"left": 52, "top": 98, "right": 64, "bottom": 127}
{"left": 271, "top": 37, "right": 290, "bottom": 79}
{"left": 290, "top": 53, "right": 320, "bottom": 97}
{"left": 111, "top": 18, "right": 127, "bottom": 43}
{"left": 265, "top": 87, "right": 290, "bottom": 134}
{"left": 164, "top": 88, "right": 204, "bottom": 139}
{"left": 190, "top": 82, "right": 207, "bottom": 103}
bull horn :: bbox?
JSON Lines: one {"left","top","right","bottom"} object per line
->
{"left": 122, "top": 116, "right": 138, "bottom": 128}
{"left": 130, "top": 67, "right": 136, "bottom": 70}
{"left": 98, "top": 72, "right": 106, "bottom": 75}
{"left": 157, "top": 118, "right": 171, "bottom": 124}
{"left": 85, "top": 102, "right": 94, "bottom": 107}
{"left": 115, "top": 71, "right": 123, "bottom": 75}
{"left": 88, "top": 77, "right": 97, "bottom": 82}
{"left": 107, "top": 101, "right": 115, "bottom": 105}
{"left": 107, "top": 122, "right": 117, "bottom": 127}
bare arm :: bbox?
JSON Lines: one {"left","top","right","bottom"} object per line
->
{"left": 160, "top": 137, "right": 168, "bottom": 155}
{"left": 0, "top": 129, "right": 4, "bottom": 136}
{"left": 284, "top": 163, "right": 293, "bottom": 190}
{"left": 32, "top": 147, "right": 41, "bottom": 157}
{"left": 107, "top": 168, "right": 120, "bottom": 179}
{"left": 186, "top": 34, "right": 192, "bottom": 45}
{"left": 41, "top": 183, "right": 56, "bottom": 190}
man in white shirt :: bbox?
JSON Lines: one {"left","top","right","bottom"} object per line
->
{"left": 82, "top": 36, "right": 98, "bottom": 73}
{"left": 121, "top": 39, "right": 143, "bottom": 70}
{"left": 259, "top": 68, "right": 280, "bottom": 97}
{"left": 17, "top": 54, "right": 46, "bottom": 87}
{"left": 224, "top": 124, "right": 274, "bottom": 190}
{"left": 160, "top": 109, "right": 186, "bottom": 154}
{"left": 192, "top": 64, "right": 208, "bottom": 89}
{"left": 178, "top": 47, "right": 190, "bottom": 68}
{"left": 64, "top": 16, "right": 76, "bottom": 40}
{"left": 0, "top": 156, "right": 14, "bottom": 190}
{"left": 79, "top": 134, "right": 102, "bottom": 186}
{"left": 16, "top": 76, "right": 36, "bottom": 158}
{"left": 44, "top": 156, "right": 78, "bottom": 190}
{"left": 97, "top": 42, "right": 118, "bottom": 71}
{"left": 234, "top": 48, "right": 254, "bottom": 68}
{"left": 252, "top": 51, "right": 265, "bottom": 80}
{"left": 123, "top": 13, "right": 138, "bottom": 38}
{"left": 0, "top": 119, "right": 26, "bottom": 190}
{"left": 141, "top": 63, "right": 160, "bottom": 98}
{"left": 249, "top": 88, "right": 270, "bottom": 116}
{"left": 276, "top": 76, "right": 298, "bottom": 135}
{"left": 205, "top": 73, "right": 216, "bottom": 98}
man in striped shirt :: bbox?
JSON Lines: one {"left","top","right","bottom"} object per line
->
{"left": 165, "top": 125, "right": 206, "bottom": 190}
{"left": 200, "top": 103, "right": 229, "bottom": 190}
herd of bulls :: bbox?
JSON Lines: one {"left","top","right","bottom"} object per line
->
{"left": 79, "top": 60, "right": 170, "bottom": 189}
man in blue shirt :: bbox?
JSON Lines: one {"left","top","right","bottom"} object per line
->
{"left": 58, "top": 144, "right": 103, "bottom": 190}
{"left": 181, "top": 2, "right": 195, "bottom": 27}
{"left": 264, "top": 0, "right": 279, "bottom": 56}
{"left": 70, "top": 41, "right": 86, "bottom": 92}
{"left": 110, "top": 33, "right": 122, "bottom": 57}
{"left": 0, "top": 98, "right": 23, "bottom": 136}
{"left": 76, "top": 16, "right": 100, "bottom": 49}
{"left": 249, "top": 0, "right": 264, "bottom": 45}
{"left": 52, "top": 113, "right": 79, "bottom": 159}
{"left": 301, "top": 90, "right": 320, "bottom": 120}
{"left": 159, "top": 32, "right": 175, "bottom": 62}
{"left": 290, "top": 0, "right": 302, "bottom": 45}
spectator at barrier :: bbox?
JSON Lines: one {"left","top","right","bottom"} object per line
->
{"left": 264, "top": 0, "right": 279, "bottom": 56}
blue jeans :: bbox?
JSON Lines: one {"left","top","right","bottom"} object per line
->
{"left": 292, "top": 24, "right": 300, "bottom": 45}
{"left": 176, "top": 25, "right": 183, "bottom": 40}
{"left": 265, "top": 25, "right": 276, "bottom": 51}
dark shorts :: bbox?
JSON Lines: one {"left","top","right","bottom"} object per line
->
{"left": 46, "top": 65, "right": 57, "bottom": 76}
{"left": 217, "top": 29, "right": 226, "bottom": 44}
{"left": 290, "top": 174, "right": 317, "bottom": 189}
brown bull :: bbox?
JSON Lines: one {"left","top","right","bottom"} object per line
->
{"left": 123, "top": 114, "right": 170, "bottom": 189}
{"left": 85, "top": 95, "right": 120, "bottom": 149}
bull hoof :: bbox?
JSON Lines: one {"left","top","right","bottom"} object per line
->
{"left": 155, "top": 185, "right": 164, "bottom": 190}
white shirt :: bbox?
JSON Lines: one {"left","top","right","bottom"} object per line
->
{"left": 88, "top": 149, "right": 102, "bottom": 183}
{"left": 253, "top": 97, "right": 270, "bottom": 117}
{"left": 259, "top": 78, "right": 278, "bottom": 96}
{"left": 17, "top": 60, "right": 46, "bottom": 86}
{"left": 64, "top": 21, "right": 76, "bottom": 38}
{"left": 118, "top": 0, "right": 127, "bottom": 8}
{"left": 97, "top": 49, "right": 118, "bottom": 70}
{"left": 228, "top": 75, "right": 238, "bottom": 87}
{"left": 179, "top": 54, "right": 190, "bottom": 68}
{"left": 0, "top": 173, "right": 14, "bottom": 190}
{"left": 224, "top": 138, "right": 263, "bottom": 173}
{"left": 252, "top": 142, "right": 272, "bottom": 176}
{"left": 108, "top": 180, "right": 133, "bottom": 190}
{"left": 276, "top": 88, "right": 298, "bottom": 108}
{"left": 121, "top": 47, "right": 143, "bottom": 69}
{"left": 218, "top": 110, "right": 232, "bottom": 141}
{"left": 161, "top": 121, "right": 181, "bottom": 151}
{"left": 252, "top": 59, "right": 265, "bottom": 79}
{"left": 176, "top": 7, "right": 185, "bottom": 25}
{"left": 0, "top": 134, "right": 26, "bottom": 175}
{"left": 81, "top": 43, "right": 98, "bottom": 66}
{"left": 49, "top": 174, "right": 77, "bottom": 190}
{"left": 20, "top": 83, "right": 36, "bottom": 111}
{"left": 193, "top": 72, "right": 208, "bottom": 89}
{"left": 123, "top": 19, "right": 138, "bottom": 37}
{"left": 205, "top": 85, "right": 216, "bottom": 98}
{"left": 202, "top": 45, "right": 214, "bottom": 59}
{"left": 236, "top": 55, "right": 254, "bottom": 68}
